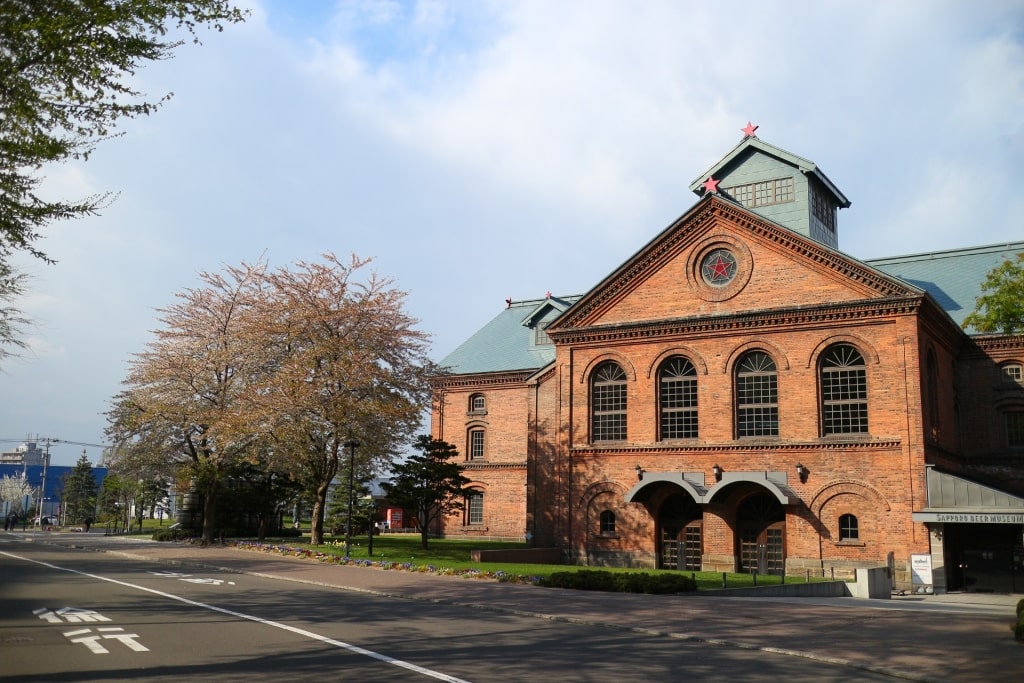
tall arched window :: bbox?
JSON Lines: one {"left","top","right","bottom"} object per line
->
{"left": 592, "top": 361, "right": 627, "bottom": 442}
{"left": 820, "top": 344, "right": 868, "bottom": 435}
{"left": 927, "top": 350, "right": 939, "bottom": 434}
{"left": 736, "top": 351, "right": 778, "bottom": 437}
{"left": 659, "top": 356, "right": 698, "bottom": 439}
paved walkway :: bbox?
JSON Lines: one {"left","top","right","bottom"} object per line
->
{"left": 11, "top": 532, "right": 1024, "bottom": 682}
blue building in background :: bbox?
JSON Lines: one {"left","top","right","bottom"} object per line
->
{"left": 0, "top": 463, "right": 108, "bottom": 521}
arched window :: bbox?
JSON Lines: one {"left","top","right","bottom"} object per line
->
{"left": 592, "top": 361, "right": 627, "bottom": 442}
{"left": 1001, "top": 362, "right": 1023, "bottom": 384}
{"left": 659, "top": 357, "right": 698, "bottom": 440}
{"left": 735, "top": 351, "right": 778, "bottom": 437}
{"left": 467, "top": 428, "right": 485, "bottom": 460}
{"left": 820, "top": 344, "right": 868, "bottom": 435}
{"left": 599, "top": 510, "right": 616, "bottom": 534}
{"left": 468, "top": 393, "right": 486, "bottom": 413}
{"left": 466, "top": 491, "right": 484, "bottom": 526}
{"left": 1007, "top": 411, "right": 1024, "bottom": 448}
{"left": 927, "top": 350, "right": 939, "bottom": 433}
{"left": 838, "top": 513, "right": 859, "bottom": 541}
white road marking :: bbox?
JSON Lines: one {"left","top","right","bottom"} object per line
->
{"left": 2, "top": 549, "right": 470, "bottom": 682}
{"left": 35, "top": 607, "right": 112, "bottom": 623}
{"left": 64, "top": 627, "right": 150, "bottom": 654}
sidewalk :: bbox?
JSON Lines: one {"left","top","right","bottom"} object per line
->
{"left": 17, "top": 532, "right": 1024, "bottom": 683}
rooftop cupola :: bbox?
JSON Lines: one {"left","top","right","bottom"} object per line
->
{"left": 688, "top": 123, "right": 850, "bottom": 249}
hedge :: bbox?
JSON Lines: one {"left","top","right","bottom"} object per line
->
{"left": 539, "top": 569, "right": 697, "bottom": 594}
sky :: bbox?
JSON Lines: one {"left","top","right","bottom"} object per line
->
{"left": 2, "top": 0, "right": 1022, "bottom": 466}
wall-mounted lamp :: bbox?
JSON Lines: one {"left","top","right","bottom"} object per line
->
{"left": 796, "top": 463, "right": 809, "bottom": 483}
{"left": 635, "top": 464, "right": 644, "bottom": 481}
{"left": 712, "top": 464, "right": 723, "bottom": 482}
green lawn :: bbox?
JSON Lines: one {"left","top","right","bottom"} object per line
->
{"left": 251, "top": 533, "right": 829, "bottom": 590}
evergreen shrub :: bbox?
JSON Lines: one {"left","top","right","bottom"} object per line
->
{"left": 151, "top": 528, "right": 191, "bottom": 542}
{"left": 1014, "top": 598, "right": 1024, "bottom": 642}
{"left": 540, "top": 570, "right": 696, "bottom": 594}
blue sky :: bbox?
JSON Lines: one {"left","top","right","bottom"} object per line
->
{"left": 2, "top": 0, "right": 1022, "bottom": 466}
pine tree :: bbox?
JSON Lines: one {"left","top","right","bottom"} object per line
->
{"left": 62, "top": 452, "right": 98, "bottom": 524}
{"left": 381, "top": 436, "right": 470, "bottom": 550}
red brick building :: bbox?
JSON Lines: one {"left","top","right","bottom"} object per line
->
{"left": 431, "top": 131, "right": 1024, "bottom": 593}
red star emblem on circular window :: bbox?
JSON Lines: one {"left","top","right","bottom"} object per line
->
{"left": 701, "top": 249, "right": 737, "bottom": 286}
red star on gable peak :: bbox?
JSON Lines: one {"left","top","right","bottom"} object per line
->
{"left": 741, "top": 121, "right": 759, "bottom": 138}
{"left": 702, "top": 176, "right": 720, "bottom": 194}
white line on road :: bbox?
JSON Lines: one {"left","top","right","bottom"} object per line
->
{"left": 1, "top": 549, "right": 471, "bottom": 683}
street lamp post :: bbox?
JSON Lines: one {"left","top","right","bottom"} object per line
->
{"left": 343, "top": 438, "right": 360, "bottom": 557}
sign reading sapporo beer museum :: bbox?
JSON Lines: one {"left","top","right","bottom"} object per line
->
{"left": 912, "top": 512, "right": 1024, "bottom": 524}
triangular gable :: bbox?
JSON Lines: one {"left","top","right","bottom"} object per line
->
{"left": 688, "top": 136, "right": 850, "bottom": 207}
{"left": 521, "top": 296, "right": 573, "bottom": 328}
{"left": 548, "top": 194, "right": 920, "bottom": 332}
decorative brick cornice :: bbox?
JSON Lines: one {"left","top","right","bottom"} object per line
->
{"left": 555, "top": 197, "right": 912, "bottom": 329}
{"left": 530, "top": 365, "right": 557, "bottom": 385}
{"left": 432, "top": 370, "right": 536, "bottom": 390}
{"left": 570, "top": 438, "right": 902, "bottom": 457}
{"left": 551, "top": 297, "right": 922, "bottom": 345}
{"left": 462, "top": 461, "right": 527, "bottom": 470}
{"left": 714, "top": 201, "right": 910, "bottom": 297}
{"left": 553, "top": 201, "right": 715, "bottom": 328}
{"left": 968, "top": 334, "right": 1024, "bottom": 354}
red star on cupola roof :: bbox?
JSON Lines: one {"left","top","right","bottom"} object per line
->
{"left": 702, "top": 176, "right": 720, "bottom": 194}
{"left": 741, "top": 121, "right": 759, "bottom": 138}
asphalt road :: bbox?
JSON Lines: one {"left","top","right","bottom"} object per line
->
{"left": 0, "top": 537, "right": 905, "bottom": 683}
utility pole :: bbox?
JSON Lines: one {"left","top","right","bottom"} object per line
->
{"left": 35, "top": 439, "right": 51, "bottom": 527}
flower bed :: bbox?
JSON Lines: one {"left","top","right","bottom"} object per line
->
{"left": 226, "top": 540, "right": 541, "bottom": 584}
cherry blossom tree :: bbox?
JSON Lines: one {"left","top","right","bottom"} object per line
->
{"left": 107, "top": 261, "right": 266, "bottom": 543}
{"left": 250, "top": 254, "right": 436, "bottom": 545}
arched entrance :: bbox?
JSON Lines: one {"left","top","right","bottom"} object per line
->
{"left": 658, "top": 493, "right": 702, "bottom": 570}
{"left": 736, "top": 492, "right": 785, "bottom": 574}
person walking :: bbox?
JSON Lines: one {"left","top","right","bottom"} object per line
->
{"left": 84, "top": 516, "right": 93, "bottom": 533}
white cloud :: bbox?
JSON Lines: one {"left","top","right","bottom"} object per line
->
{"left": 2, "top": 0, "right": 1022, "bottom": 464}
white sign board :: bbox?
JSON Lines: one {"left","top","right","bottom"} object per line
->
{"left": 910, "top": 553, "right": 933, "bottom": 585}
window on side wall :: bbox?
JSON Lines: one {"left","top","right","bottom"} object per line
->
{"left": 1007, "top": 412, "right": 1024, "bottom": 448}
{"left": 600, "top": 510, "right": 616, "bottom": 534}
{"left": 468, "top": 428, "right": 485, "bottom": 460}
{"left": 467, "top": 491, "right": 484, "bottom": 526}
{"left": 838, "top": 514, "right": 859, "bottom": 541}
{"left": 1001, "top": 363, "right": 1023, "bottom": 384}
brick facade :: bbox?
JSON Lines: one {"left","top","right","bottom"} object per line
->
{"left": 431, "top": 140, "right": 1024, "bottom": 592}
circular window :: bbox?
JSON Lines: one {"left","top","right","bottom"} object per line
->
{"left": 701, "top": 248, "right": 737, "bottom": 286}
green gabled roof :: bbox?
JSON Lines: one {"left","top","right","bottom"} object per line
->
{"left": 438, "top": 296, "right": 581, "bottom": 375}
{"left": 867, "top": 242, "right": 1024, "bottom": 332}
{"left": 440, "top": 240, "right": 1024, "bottom": 377}
{"left": 688, "top": 135, "right": 851, "bottom": 208}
